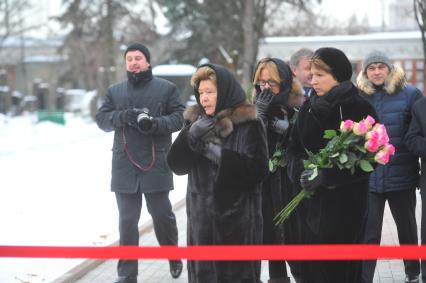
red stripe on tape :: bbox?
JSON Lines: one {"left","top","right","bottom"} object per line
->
{"left": 1, "top": 245, "right": 426, "bottom": 260}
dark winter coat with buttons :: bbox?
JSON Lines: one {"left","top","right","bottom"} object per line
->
{"left": 167, "top": 64, "right": 268, "bottom": 283}
{"left": 357, "top": 65, "right": 422, "bottom": 193}
{"left": 96, "top": 74, "right": 185, "bottom": 193}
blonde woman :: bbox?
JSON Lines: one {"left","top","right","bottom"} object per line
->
{"left": 252, "top": 58, "right": 304, "bottom": 283}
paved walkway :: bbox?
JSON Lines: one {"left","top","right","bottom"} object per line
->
{"left": 55, "top": 192, "right": 423, "bottom": 283}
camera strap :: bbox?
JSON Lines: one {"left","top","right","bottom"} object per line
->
{"left": 121, "top": 127, "right": 156, "bottom": 172}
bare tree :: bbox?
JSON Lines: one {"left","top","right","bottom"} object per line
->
{"left": 0, "top": 0, "right": 34, "bottom": 50}
{"left": 265, "top": 2, "right": 369, "bottom": 36}
{"left": 414, "top": 0, "right": 426, "bottom": 63}
{"left": 414, "top": 0, "right": 426, "bottom": 91}
{"left": 56, "top": 0, "right": 156, "bottom": 93}
{"left": 155, "top": 0, "right": 318, "bottom": 90}
{"left": 242, "top": 0, "right": 256, "bottom": 87}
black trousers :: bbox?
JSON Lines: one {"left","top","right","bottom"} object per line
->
{"left": 262, "top": 185, "right": 289, "bottom": 280}
{"left": 115, "top": 190, "right": 178, "bottom": 277}
{"left": 361, "top": 190, "right": 420, "bottom": 283}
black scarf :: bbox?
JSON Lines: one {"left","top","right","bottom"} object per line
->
{"left": 310, "top": 81, "right": 356, "bottom": 119}
{"left": 127, "top": 69, "right": 153, "bottom": 85}
{"left": 194, "top": 64, "right": 245, "bottom": 115}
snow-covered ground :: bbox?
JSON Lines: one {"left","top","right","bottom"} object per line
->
{"left": 0, "top": 113, "right": 187, "bottom": 283}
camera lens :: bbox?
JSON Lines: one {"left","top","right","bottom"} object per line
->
{"left": 137, "top": 112, "right": 152, "bottom": 131}
{"left": 137, "top": 112, "right": 149, "bottom": 123}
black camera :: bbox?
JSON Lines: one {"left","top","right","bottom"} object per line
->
{"left": 136, "top": 108, "right": 153, "bottom": 131}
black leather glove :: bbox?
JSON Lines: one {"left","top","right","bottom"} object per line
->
{"left": 203, "top": 142, "right": 222, "bottom": 164}
{"left": 254, "top": 89, "right": 273, "bottom": 119}
{"left": 121, "top": 109, "right": 140, "bottom": 127}
{"left": 300, "top": 169, "right": 324, "bottom": 193}
{"left": 188, "top": 117, "right": 215, "bottom": 152}
{"left": 270, "top": 116, "right": 289, "bottom": 135}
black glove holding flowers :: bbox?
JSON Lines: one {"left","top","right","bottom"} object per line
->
{"left": 187, "top": 117, "right": 215, "bottom": 152}
{"left": 300, "top": 169, "right": 324, "bottom": 194}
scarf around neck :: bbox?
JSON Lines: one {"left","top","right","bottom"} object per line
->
{"left": 127, "top": 69, "right": 153, "bottom": 85}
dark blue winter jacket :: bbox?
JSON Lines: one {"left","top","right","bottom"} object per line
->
{"left": 357, "top": 66, "right": 422, "bottom": 193}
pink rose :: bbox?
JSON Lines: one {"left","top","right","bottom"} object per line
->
{"left": 365, "top": 138, "right": 380, "bottom": 153}
{"left": 372, "top": 124, "right": 387, "bottom": 135}
{"left": 353, "top": 121, "right": 368, "bottom": 136}
{"left": 365, "top": 130, "right": 379, "bottom": 141}
{"left": 371, "top": 124, "right": 390, "bottom": 146}
{"left": 340, "top": 120, "right": 354, "bottom": 133}
{"left": 364, "top": 115, "right": 376, "bottom": 129}
{"left": 374, "top": 150, "right": 390, "bottom": 165}
{"left": 379, "top": 132, "right": 390, "bottom": 146}
{"left": 384, "top": 144, "right": 396, "bottom": 155}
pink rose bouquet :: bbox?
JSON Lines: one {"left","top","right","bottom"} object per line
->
{"left": 274, "top": 115, "right": 395, "bottom": 224}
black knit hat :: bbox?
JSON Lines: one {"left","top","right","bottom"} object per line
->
{"left": 312, "top": 47, "right": 352, "bottom": 82}
{"left": 124, "top": 42, "right": 151, "bottom": 63}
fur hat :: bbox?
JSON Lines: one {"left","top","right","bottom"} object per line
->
{"left": 124, "top": 42, "right": 151, "bottom": 63}
{"left": 363, "top": 50, "right": 391, "bottom": 72}
{"left": 312, "top": 47, "right": 352, "bottom": 82}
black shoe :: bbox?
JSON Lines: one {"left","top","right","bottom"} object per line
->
{"left": 169, "top": 260, "right": 183, "bottom": 279}
{"left": 405, "top": 274, "right": 419, "bottom": 283}
{"left": 113, "top": 276, "right": 137, "bottom": 283}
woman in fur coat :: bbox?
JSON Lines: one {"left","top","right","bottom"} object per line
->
{"left": 167, "top": 63, "right": 269, "bottom": 283}
{"left": 252, "top": 58, "right": 304, "bottom": 283}
{"left": 286, "top": 47, "right": 378, "bottom": 283}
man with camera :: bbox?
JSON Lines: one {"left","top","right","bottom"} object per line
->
{"left": 96, "top": 43, "right": 185, "bottom": 283}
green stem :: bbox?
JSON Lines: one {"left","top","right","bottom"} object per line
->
{"left": 274, "top": 189, "right": 307, "bottom": 225}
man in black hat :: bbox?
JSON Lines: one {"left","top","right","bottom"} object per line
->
{"left": 357, "top": 50, "right": 422, "bottom": 283}
{"left": 96, "top": 42, "right": 185, "bottom": 283}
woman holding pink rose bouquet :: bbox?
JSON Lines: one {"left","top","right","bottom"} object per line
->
{"left": 285, "top": 47, "right": 379, "bottom": 283}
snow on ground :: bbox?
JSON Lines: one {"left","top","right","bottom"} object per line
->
{"left": 0, "top": 113, "right": 187, "bottom": 283}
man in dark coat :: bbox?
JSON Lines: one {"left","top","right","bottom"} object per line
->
{"left": 96, "top": 43, "right": 185, "bottom": 283}
{"left": 357, "top": 50, "right": 422, "bottom": 283}
{"left": 405, "top": 96, "right": 426, "bottom": 281}
{"left": 167, "top": 63, "right": 269, "bottom": 283}
{"left": 287, "top": 47, "right": 378, "bottom": 283}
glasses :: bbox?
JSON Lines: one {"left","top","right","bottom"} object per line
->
{"left": 256, "top": 80, "right": 279, "bottom": 87}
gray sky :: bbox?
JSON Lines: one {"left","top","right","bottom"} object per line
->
{"left": 320, "top": 0, "right": 384, "bottom": 27}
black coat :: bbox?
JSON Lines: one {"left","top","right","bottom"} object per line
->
{"left": 96, "top": 75, "right": 185, "bottom": 193}
{"left": 405, "top": 96, "right": 426, "bottom": 190}
{"left": 253, "top": 58, "right": 305, "bottom": 249}
{"left": 167, "top": 64, "right": 269, "bottom": 283}
{"left": 287, "top": 81, "right": 378, "bottom": 282}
